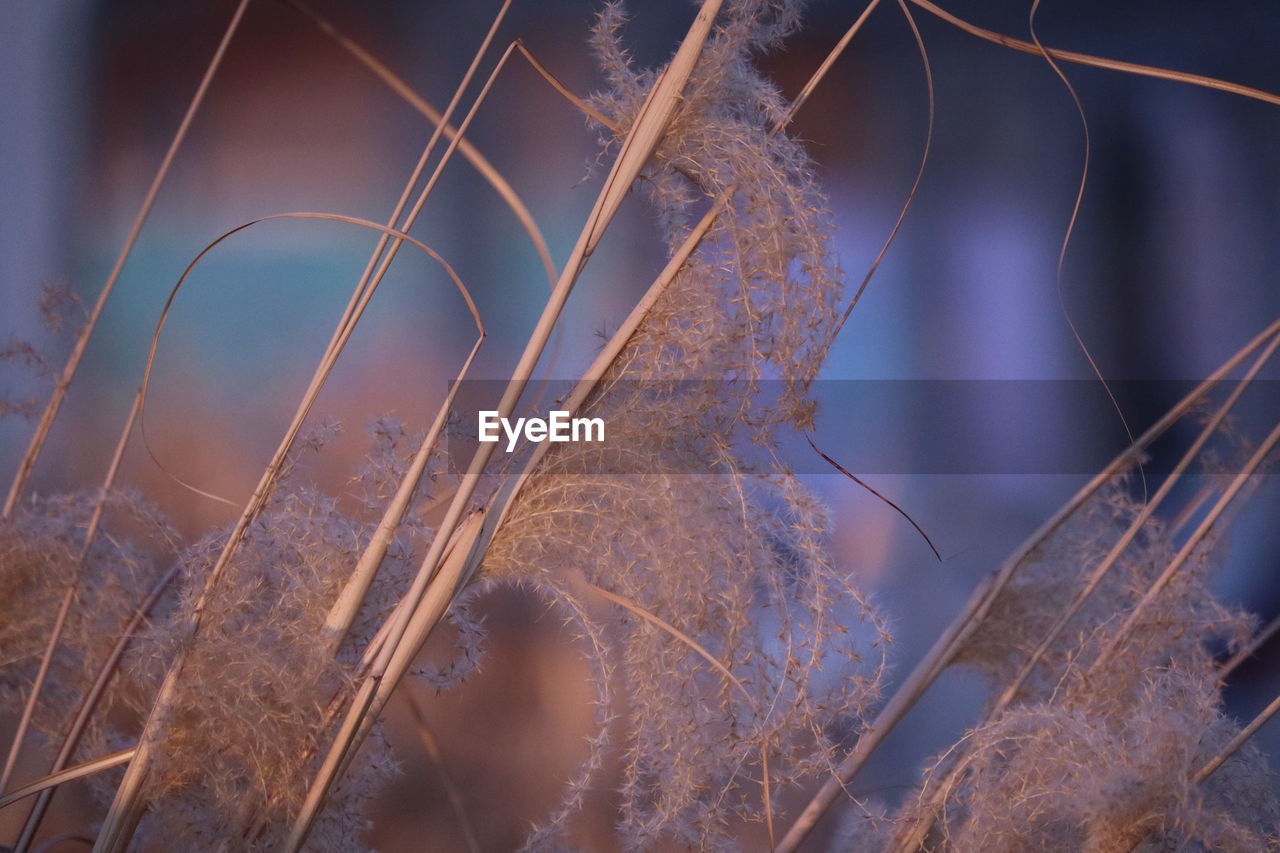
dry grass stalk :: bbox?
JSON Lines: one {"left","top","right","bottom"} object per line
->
{"left": 1, "top": 2, "right": 1277, "bottom": 851}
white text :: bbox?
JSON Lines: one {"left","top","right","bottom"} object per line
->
{"left": 478, "top": 410, "right": 604, "bottom": 452}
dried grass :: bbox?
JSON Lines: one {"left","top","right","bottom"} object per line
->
{"left": 1, "top": 2, "right": 1278, "bottom": 851}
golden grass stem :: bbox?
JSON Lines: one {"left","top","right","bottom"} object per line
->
{"left": 322, "top": 336, "right": 484, "bottom": 645}
{"left": 835, "top": 0, "right": 930, "bottom": 334}
{"left": 97, "top": 210, "right": 481, "bottom": 851}
{"left": 14, "top": 561, "right": 181, "bottom": 852}
{"left": 586, "top": 579, "right": 754, "bottom": 706}
{"left": 285, "top": 509, "right": 486, "bottom": 852}
{"left": 287, "top": 2, "right": 726, "bottom": 844}
{"left": 14, "top": 3, "right": 1271, "bottom": 849}
{"left": 1, "top": 391, "right": 139, "bottom": 798}
{"left": 776, "top": 572, "right": 996, "bottom": 853}
{"left": 2, "top": 0, "right": 252, "bottom": 519}
{"left": 910, "top": 0, "right": 1280, "bottom": 107}
{"left": 994, "top": 328, "right": 1280, "bottom": 711}
{"left": 1223, "top": 612, "right": 1280, "bottom": 677}
{"left": 782, "top": 317, "right": 1280, "bottom": 851}
{"left": 513, "top": 40, "right": 616, "bottom": 129}
{"left": 0, "top": 750, "right": 136, "bottom": 811}
{"left": 499, "top": 0, "right": 886, "bottom": 528}
{"left": 1095, "top": 416, "right": 1280, "bottom": 671}
{"left": 1195, "top": 692, "right": 1280, "bottom": 785}
{"left": 787, "top": 0, "right": 881, "bottom": 122}
{"left": 283, "top": 0, "right": 559, "bottom": 291}
{"left": 1025, "top": 0, "right": 1147, "bottom": 509}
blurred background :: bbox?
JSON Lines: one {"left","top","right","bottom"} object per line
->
{"left": 2, "top": 0, "right": 1279, "bottom": 849}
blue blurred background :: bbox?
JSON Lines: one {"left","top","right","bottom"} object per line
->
{"left": 2, "top": 1, "right": 1279, "bottom": 849}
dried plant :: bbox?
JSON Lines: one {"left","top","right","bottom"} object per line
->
{"left": 1, "top": 1, "right": 1278, "bottom": 852}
